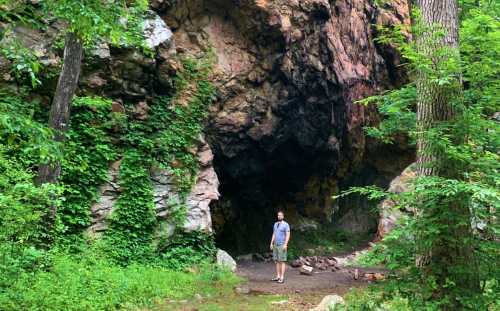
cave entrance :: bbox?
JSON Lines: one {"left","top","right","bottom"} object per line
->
{"left": 209, "top": 138, "right": 395, "bottom": 257}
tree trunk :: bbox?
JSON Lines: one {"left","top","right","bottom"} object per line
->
{"left": 414, "top": 0, "right": 479, "bottom": 302}
{"left": 37, "top": 32, "right": 83, "bottom": 219}
{"left": 415, "top": 0, "right": 460, "bottom": 176}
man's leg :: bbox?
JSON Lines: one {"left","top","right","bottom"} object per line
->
{"left": 281, "top": 262, "right": 286, "bottom": 279}
{"left": 275, "top": 261, "right": 281, "bottom": 279}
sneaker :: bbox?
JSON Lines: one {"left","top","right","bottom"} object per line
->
{"left": 271, "top": 277, "right": 280, "bottom": 281}
{"left": 277, "top": 278, "right": 285, "bottom": 284}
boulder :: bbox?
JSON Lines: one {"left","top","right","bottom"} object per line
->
{"left": 375, "top": 164, "right": 416, "bottom": 241}
{"left": 234, "top": 286, "right": 250, "bottom": 294}
{"left": 143, "top": 11, "right": 173, "bottom": 49}
{"left": 374, "top": 272, "right": 385, "bottom": 281}
{"left": 300, "top": 265, "right": 314, "bottom": 275}
{"left": 310, "top": 294, "right": 345, "bottom": 311}
{"left": 216, "top": 249, "right": 237, "bottom": 272}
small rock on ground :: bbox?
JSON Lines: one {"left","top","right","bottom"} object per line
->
{"left": 310, "top": 294, "right": 345, "bottom": 311}
{"left": 235, "top": 286, "right": 251, "bottom": 294}
{"left": 216, "top": 249, "right": 237, "bottom": 272}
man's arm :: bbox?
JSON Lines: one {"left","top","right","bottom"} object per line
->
{"left": 283, "top": 226, "right": 290, "bottom": 250}
{"left": 270, "top": 232, "right": 275, "bottom": 250}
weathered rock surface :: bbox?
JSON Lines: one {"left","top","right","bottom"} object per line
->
{"left": 88, "top": 160, "right": 122, "bottom": 233}
{"left": 1, "top": 1, "right": 415, "bottom": 250}
{"left": 161, "top": 0, "right": 413, "bottom": 252}
{"left": 300, "top": 265, "right": 314, "bottom": 275}
{"left": 143, "top": 10, "right": 173, "bottom": 49}
{"left": 153, "top": 136, "right": 220, "bottom": 233}
{"left": 216, "top": 249, "right": 237, "bottom": 272}
{"left": 310, "top": 294, "right": 345, "bottom": 311}
{"left": 374, "top": 163, "right": 416, "bottom": 241}
{"left": 89, "top": 136, "right": 219, "bottom": 236}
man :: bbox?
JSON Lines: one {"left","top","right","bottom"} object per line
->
{"left": 269, "top": 210, "right": 290, "bottom": 284}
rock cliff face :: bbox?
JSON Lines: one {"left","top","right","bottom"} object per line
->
{"left": 88, "top": 137, "right": 219, "bottom": 236}
{"left": 1, "top": 0, "right": 414, "bottom": 252}
{"left": 150, "top": 0, "right": 412, "bottom": 252}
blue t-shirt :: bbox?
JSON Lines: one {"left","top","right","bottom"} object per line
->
{"left": 273, "top": 221, "right": 290, "bottom": 246}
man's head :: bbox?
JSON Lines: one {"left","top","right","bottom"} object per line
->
{"left": 277, "top": 210, "right": 284, "bottom": 221}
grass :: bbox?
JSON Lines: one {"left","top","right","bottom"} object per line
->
{"left": 153, "top": 292, "right": 288, "bottom": 311}
{"left": 0, "top": 249, "right": 292, "bottom": 311}
{"left": 0, "top": 252, "right": 241, "bottom": 311}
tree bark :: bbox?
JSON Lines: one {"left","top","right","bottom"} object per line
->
{"left": 37, "top": 31, "right": 83, "bottom": 218}
{"left": 414, "top": 0, "right": 479, "bottom": 302}
{"left": 415, "top": 0, "right": 460, "bottom": 177}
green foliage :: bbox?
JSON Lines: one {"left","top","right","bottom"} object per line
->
{"left": 157, "top": 230, "right": 217, "bottom": 270}
{"left": 0, "top": 251, "right": 239, "bottom": 311}
{"left": 0, "top": 0, "right": 150, "bottom": 91}
{"left": 355, "top": 216, "right": 415, "bottom": 270}
{"left": 86, "top": 55, "right": 215, "bottom": 265}
{"left": 0, "top": 90, "right": 62, "bottom": 247}
{"left": 338, "top": 276, "right": 500, "bottom": 310}
{"left": 164, "top": 55, "right": 216, "bottom": 196}
{"left": 58, "top": 96, "right": 117, "bottom": 239}
{"left": 41, "top": 0, "right": 149, "bottom": 48}
{"left": 358, "top": 85, "right": 416, "bottom": 144}
{"left": 0, "top": 38, "right": 42, "bottom": 88}
{"left": 339, "top": 1, "right": 500, "bottom": 309}
{"left": 0, "top": 0, "right": 45, "bottom": 28}
{"left": 0, "top": 89, "right": 61, "bottom": 165}
{"left": 0, "top": 90, "right": 62, "bottom": 295}
{"left": 0, "top": 149, "right": 61, "bottom": 247}
{"left": 103, "top": 150, "right": 156, "bottom": 264}
{"left": 286, "top": 226, "right": 372, "bottom": 260}
{"left": 0, "top": 54, "right": 221, "bottom": 305}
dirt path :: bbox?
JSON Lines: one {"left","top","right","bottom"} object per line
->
{"left": 236, "top": 260, "right": 383, "bottom": 295}
{"left": 155, "top": 256, "right": 384, "bottom": 311}
{"left": 233, "top": 260, "right": 386, "bottom": 310}
{"left": 157, "top": 259, "right": 385, "bottom": 311}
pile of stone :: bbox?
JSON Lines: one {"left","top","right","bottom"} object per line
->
{"left": 363, "top": 272, "right": 385, "bottom": 281}
{"left": 348, "top": 268, "right": 385, "bottom": 281}
{"left": 291, "top": 256, "right": 342, "bottom": 275}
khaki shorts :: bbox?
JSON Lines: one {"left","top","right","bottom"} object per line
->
{"left": 272, "top": 244, "right": 287, "bottom": 262}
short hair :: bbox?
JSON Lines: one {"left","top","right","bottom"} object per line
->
{"left": 277, "top": 210, "right": 284, "bottom": 215}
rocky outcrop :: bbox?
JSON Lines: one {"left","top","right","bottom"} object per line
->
{"left": 185, "top": 141, "right": 220, "bottom": 232}
{"left": 143, "top": 11, "right": 174, "bottom": 49}
{"left": 1, "top": 1, "right": 415, "bottom": 251}
{"left": 216, "top": 249, "right": 237, "bottom": 272}
{"left": 158, "top": 0, "right": 412, "bottom": 252}
{"left": 88, "top": 160, "right": 122, "bottom": 233}
{"left": 310, "top": 294, "right": 345, "bottom": 311}
{"left": 89, "top": 137, "right": 219, "bottom": 236}
{"left": 375, "top": 163, "right": 416, "bottom": 241}
{"left": 153, "top": 137, "right": 219, "bottom": 233}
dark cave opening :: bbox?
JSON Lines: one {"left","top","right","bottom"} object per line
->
{"left": 210, "top": 130, "right": 413, "bottom": 255}
{"left": 209, "top": 137, "right": 402, "bottom": 256}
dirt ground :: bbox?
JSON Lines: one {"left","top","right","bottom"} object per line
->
{"left": 232, "top": 260, "right": 386, "bottom": 310}
{"left": 237, "top": 261, "right": 373, "bottom": 295}
{"left": 159, "top": 255, "right": 387, "bottom": 310}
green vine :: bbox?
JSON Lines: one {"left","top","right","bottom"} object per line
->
{"left": 101, "top": 54, "right": 216, "bottom": 264}
{"left": 57, "top": 96, "right": 117, "bottom": 244}
{"left": 103, "top": 150, "right": 156, "bottom": 264}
